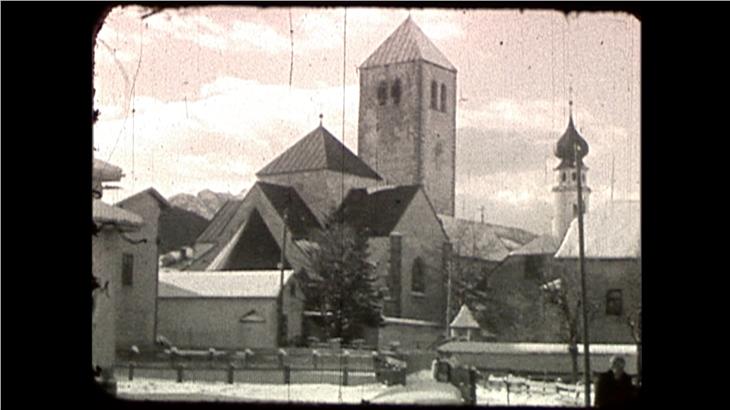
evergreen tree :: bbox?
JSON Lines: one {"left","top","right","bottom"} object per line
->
{"left": 308, "top": 219, "right": 383, "bottom": 343}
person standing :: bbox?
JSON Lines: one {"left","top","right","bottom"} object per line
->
{"left": 594, "top": 356, "right": 637, "bottom": 407}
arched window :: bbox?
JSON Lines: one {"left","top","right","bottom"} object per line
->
{"left": 411, "top": 257, "right": 426, "bottom": 293}
{"left": 440, "top": 83, "right": 447, "bottom": 112}
{"left": 571, "top": 172, "right": 577, "bottom": 181}
{"left": 431, "top": 81, "right": 438, "bottom": 110}
{"left": 561, "top": 172, "right": 566, "bottom": 182}
{"left": 573, "top": 203, "right": 578, "bottom": 217}
{"left": 391, "top": 78, "right": 402, "bottom": 105}
{"left": 377, "top": 81, "right": 388, "bottom": 106}
{"left": 582, "top": 173, "right": 586, "bottom": 183}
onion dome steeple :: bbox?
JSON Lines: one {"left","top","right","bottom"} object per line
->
{"left": 554, "top": 102, "right": 589, "bottom": 169}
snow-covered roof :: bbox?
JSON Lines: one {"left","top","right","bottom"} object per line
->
{"left": 449, "top": 305, "right": 480, "bottom": 329}
{"left": 383, "top": 317, "right": 441, "bottom": 327}
{"left": 555, "top": 200, "right": 640, "bottom": 259}
{"left": 438, "top": 342, "right": 637, "bottom": 355}
{"left": 510, "top": 234, "right": 561, "bottom": 256}
{"left": 159, "top": 270, "right": 294, "bottom": 298}
{"left": 93, "top": 199, "right": 143, "bottom": 229}
{"left": 93, "top": 158, "right": 123, "bottom": 182}
{"left": 439, "top": 215, "right": 536, "bottom": 262}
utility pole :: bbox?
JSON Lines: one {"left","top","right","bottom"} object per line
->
{"left": 278, "top": 209, "right": 288, "bottom": 347}
{"left": 574, "top": 142, "right": 591, "bottom": 406}
{"left": 444, "top": 243, "right": 453, "bottom": 339}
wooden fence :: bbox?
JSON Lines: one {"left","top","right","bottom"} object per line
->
{"left": 115, "top": 348, "right": 392, "bottom": 386}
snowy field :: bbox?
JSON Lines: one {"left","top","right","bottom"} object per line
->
{"left": 118, "top": 378, "right": 389, "bottom": 403}
{"left": 118, "top": 371, "right": 591, "bottom": 406}
{"left": 476, "top": 382, "right": 589, "bottom": 406}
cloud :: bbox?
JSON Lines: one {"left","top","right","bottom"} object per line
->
{"left": 456, "top": 126, "right": 555, "bottom": 177}
{"left": 410, "top": 10, "right": 465, "bottom": 40}
{"left": 94, "top": 76, "right": 362, "bottom": 201}
{"left": 459, "top": 98, "right": 561, "bottom": 132}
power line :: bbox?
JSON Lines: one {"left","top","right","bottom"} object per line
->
{"left": 106, "top": 16, "right": 144, "bottom": 167}
{"left": 289, "top": 8, "right": 294, "bottom": 89}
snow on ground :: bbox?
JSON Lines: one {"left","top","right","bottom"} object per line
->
{"left": 118, "top": 377, "right": 388, "bottom": 403}
{"left": 476, "top": 385, "right": 583, "bottom": 407}
{"left": 476, "top": 376, "right": 592, "bottom": 407}
{"left": 118, "top": 371, "right": 591, "bottom": 406}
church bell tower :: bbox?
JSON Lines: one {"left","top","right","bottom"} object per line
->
{"left": 552, "top": 102, "right": 591, "bottom": 240}
{"left": 357, "top": 16, "right": 457, "bottom": 216}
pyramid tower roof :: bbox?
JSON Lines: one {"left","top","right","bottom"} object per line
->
{"left": 360, "top": 16, "right": 456, "bottom": 71}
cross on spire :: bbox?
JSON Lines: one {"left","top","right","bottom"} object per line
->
{"left": 569, "top": 86, "right": 574, "bottom": 118}
{"left": 319, "top": 113, "right": 323, "bottom": 126}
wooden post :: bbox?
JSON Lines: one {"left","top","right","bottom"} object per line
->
{"left": 227, "top": 362, "right": 236, "bottom": 384}
{"left": 284, "top": 365, "right": 291, "bottom": 384}
{"left": 313, "top": 350, "right": 320, "bottom": 370}
{"left": 128, "top": 362, "right": 135, "bottom": 381}
{"left": 176, "top": 364, "right": 184, "bottom": 383}
{"left": 244, "top": 348, "right": 253, "bottom": 369}
{"left": 343, "top": 350, "right": 350, "bottom": 386}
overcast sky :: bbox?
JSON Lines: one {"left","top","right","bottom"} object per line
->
{"left": 93, "top": 5, "right": 640, "bottom": 234}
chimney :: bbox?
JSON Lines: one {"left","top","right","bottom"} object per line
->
{"left": 389, "top": 232, "right": 403, "bottom": 317}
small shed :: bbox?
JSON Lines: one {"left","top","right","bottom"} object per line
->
{"left": 157, "top": 270, "right": 304, "bottom": 349}
{"left": 449, "top": 305, "right": 481, "bottom": 341}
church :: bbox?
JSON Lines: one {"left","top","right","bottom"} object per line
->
{"left": 165, "top": 16, "right": 640, "bottom": 349}
{"left": 170, "top": 17, "right": 460, "bottom": 349}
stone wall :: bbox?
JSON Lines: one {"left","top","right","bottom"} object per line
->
{"left": 377, "top": 322, "right": 444, "bottom": 350}
{"left": 420, "top": 62, "right": 456, "bottom": 216}
{"left": 358, "top": 61, "right": 456, "bottom": 216}
{"left": 393, "top": 190, "right": 450, "bottom": 324}
{"left": 358, "top": 62, "right": 421, "bottom": 188}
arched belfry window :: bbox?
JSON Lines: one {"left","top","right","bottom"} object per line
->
{"left": 377, "top": 81, "right": 388, "bottom": 106}
{"left": 411, "top": 257, "right": 426, "bottom": 293}
{"left": 561, "top": 172, "right": 566, "bottom": 182}
{"left": 440, "top": 83, "right": 447, "bottom": 112}
{"left": 391, "top": 78, "right": 402, "bottom": 105}
{"left": 431, "top": 81, "right": 438, "bottom": 110}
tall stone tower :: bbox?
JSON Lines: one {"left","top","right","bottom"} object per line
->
{"left": 552, "top": 105, "right": 591, "bottom": 240}
{"left": 358, "top": 17, "right": 457, "bottom": 216}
